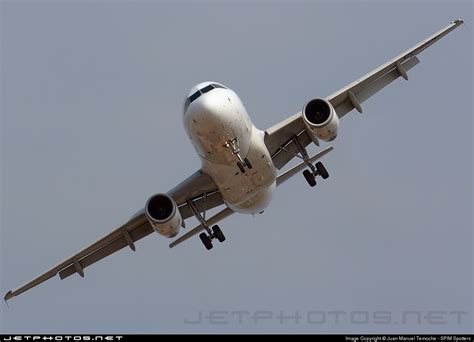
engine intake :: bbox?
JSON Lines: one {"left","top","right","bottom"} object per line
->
{"left": 302, "top": 98, "right": 339, "bottom": 142}
{"left": 145, "top": 193, "right": 182, "bottom": 238}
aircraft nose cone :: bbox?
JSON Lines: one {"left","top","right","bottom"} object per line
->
{"left": 194, "top": 94, "right": 218, "bottom": 115}
{"left": 185, "top": 91, "right": 225, "bottom": 121}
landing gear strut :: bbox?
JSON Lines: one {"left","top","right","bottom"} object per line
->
{"left": 280, "top": 135, "right": 330, "bottom": 187}
{"left": 187, "top": 197, "right": 226, "bottom": 250}
{"left": 224, "top": 138, "right": 252, "bottom": 173}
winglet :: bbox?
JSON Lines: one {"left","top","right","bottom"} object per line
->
{"left": 4, "top": 290, "right": 13, "bottom": 303}
{"left": 452, "top": 19, "right": 464, "bottom": 25}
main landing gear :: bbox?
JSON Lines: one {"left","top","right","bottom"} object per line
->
{"left": 302, "top": 162, "right": 329, "bottom": 187}
{"left": 199, "top": 226, "right": 225, "bottom": 250}
{"left": 281, "top": 136, "right": 330, "bottom": 187}
{"left": 187, "top": 196, "right": 225, "bottom": 250}
{"left": 224, "top": 138, "right": 252, "bottom": 173}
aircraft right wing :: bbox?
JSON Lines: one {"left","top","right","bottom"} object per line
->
{"left": 4, "top": 209, "right": 151, "bottom": 301}
{"left": 4, "top": 169, "right": 227, "bottom": 301}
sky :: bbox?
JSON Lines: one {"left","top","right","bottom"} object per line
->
{"left": 1, "top": 0, "right": 472, "bottom": 334}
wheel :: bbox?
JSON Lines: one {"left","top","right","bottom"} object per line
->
{"left": 244, "top": 157, "right": 253, "bottom": 169}
{"left": 315, "top": 162, "right": 329, "bottom": 179}
{"left": 199, "top": 232, "right": 213, "bottom": 250}
{"left": 237, "top": 161, "right": 246, "bottom": 173}
{"left": 303, "top": 169, "right": 316, "bottom": 187}
{"left": 212, "top": 225, "right": 226, "bottom": 243}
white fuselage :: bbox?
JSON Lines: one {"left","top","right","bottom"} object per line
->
{"left": 183, "top": 82, "right": 277, "bottom": 214}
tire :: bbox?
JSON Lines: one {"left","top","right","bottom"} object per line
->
{"left": 303, "top": 169, "right": 316, "bottom": 187}
{"left": 244, "top": 158, "right": 253, "bottom": 169}
{"left": 199, "top": 232, "right": 213, "bottom": 250}
{"left": 212, "top": 225, "right": 226, "bottom": 243}
{"left": 315, "top": 162, "right": 329, "bottom": 179}
{"left": 237, "top": 161, "right": 246, "bottom": 173}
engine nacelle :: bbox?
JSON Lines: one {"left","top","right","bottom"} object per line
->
{"left": 145, "top": 193, "right": 182, "bottom": 238}
{"left": 302, "top": 98, "right": 339, "bottom": 142}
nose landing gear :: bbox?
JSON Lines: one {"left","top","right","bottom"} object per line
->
{"left": 237, "top": 157, "right": 252, "bottom": 173}
{"left": 224, "top": 138, "right": 252, "bottom": 173}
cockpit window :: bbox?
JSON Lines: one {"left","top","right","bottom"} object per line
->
{"left": 184, "top": 83, "right": 228, "bottom": 112}
{"left": 189, "top": 90, "right": 201, "bottom": 102}
{"left": 200, "top": 85, "right": 214, "bottom": 94}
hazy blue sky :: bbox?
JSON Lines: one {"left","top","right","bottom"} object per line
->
{"left": 1, "top": 0, "right": 472, "bottom": 334}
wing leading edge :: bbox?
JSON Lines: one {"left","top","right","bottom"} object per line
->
{"left": 4, "top": 211, "right": 151, "bottom": 301}
{"left": 265, "top": 19, "right": 464, "bottom": 170}
{"left": 4, "top": 170, "right": 224, "bottom": 301}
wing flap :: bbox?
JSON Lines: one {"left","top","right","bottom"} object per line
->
{"left": 169, "top": 207, "right": 234, "bottom": 249}
{"left": 168, "top": 170, "right": 218, "bottom": 205}
{"left": 276, "top": 146, "right": 334, "bottom": 186}
{"left": 270, "top": 130, "right": 313, "bottom": 170}
{"left": 264, "top": 113, "right": 303, "bottom": 157}
{"left": 59, "top": 219, "right": 152, "bottom": 279}
{"left": 328, "top": 19, "right": 463, "bottom": 117}
{"left": 3, "top": 213, "right": 152, "bottom": 301}
{"left": 332, "top": 56, "right": 420, "bottom": 117}
{"left": 49, "top": 192, "right": 226, "bottom": 280}
{"left": 264, "top": 20, "right": 463, "bottom": 171}
{"left": 5, "top": 169, "right": 221, "bottom": 301}
{"left": 177, "top": 191, "right": 224, "bottom": 221}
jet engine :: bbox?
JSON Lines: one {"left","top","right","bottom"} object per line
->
{"left": 302, "top": 98, "right": 339, "bottom": 142}
{"left": 145, "top": 193, "right": 182, "bottom": 238}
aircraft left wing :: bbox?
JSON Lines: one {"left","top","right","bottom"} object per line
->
{"left": 265, "top": 19, "right": 463, "bottom": 170}
{"left": 4, "top": 170, "right": 226, "bottom": 301}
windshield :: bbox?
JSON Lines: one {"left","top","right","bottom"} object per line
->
{"left": 184, "top": 83, "right": 227, "bottom": 112}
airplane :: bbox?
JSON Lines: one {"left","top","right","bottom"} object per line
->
{"left": 4, "top": 19, "right": 464, "bottom": 301}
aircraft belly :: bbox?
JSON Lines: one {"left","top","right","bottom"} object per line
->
{"left": 202, "top": 127, "right": 277, "bottom": 214}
